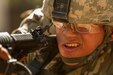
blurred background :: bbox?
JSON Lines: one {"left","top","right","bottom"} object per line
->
{"left": 0, "top": 0, "right": 43, "bottom": 33}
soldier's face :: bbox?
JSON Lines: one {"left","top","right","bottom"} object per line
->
{"left": 55, "top": 23, "right": 105, "bottom": 60}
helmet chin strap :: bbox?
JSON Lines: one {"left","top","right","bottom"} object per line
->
{"left": 61, "top": 26, "right": 111, "bottom": 66}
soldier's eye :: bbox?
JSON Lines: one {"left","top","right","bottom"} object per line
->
{"left": 76, "top": 27, "right": 89, "bottom": 32}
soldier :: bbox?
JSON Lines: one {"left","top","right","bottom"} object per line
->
{"left": 1, "top": 0, "right": 113, "bottom": 75}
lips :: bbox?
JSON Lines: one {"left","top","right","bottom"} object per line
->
{"left": 59, "top": 41, "right": 83, "bottom": 58}
{"left": 65, "top": 43, "right": 80, "bottom": 48}
{"left": 62, "top": 42, "right": 81, "bottom": 51}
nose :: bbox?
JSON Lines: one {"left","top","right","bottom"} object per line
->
{"left": 63, "top": 24, "right": 80, "bottom": 38}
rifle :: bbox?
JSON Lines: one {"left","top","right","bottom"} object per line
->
{"left": 0, "top": 26, "right": 58, "bottom": 75}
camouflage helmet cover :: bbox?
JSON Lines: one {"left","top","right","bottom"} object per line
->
{"left": 42, "top": 0, "right": 113, "bottom": 26}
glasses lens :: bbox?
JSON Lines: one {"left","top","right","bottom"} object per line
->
{"left": 76, "top": 24, "right": 101, "bottom": 33}
{"left": 76, "top": 24, "right": 90, "bottom": 33}
{"left": 52, "top": 20, "right": 101, "bottom": 33}
{"left": 52, "top": 20, "right": 64, "bottom": 29}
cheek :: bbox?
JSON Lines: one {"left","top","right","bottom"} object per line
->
{"left": 83, "top": 33, "right": 105, "bottom": 52}
{"left": 55, "top": 28, "right": 63, "bottom": 39}
{"left": 55, "top": 28, "right": 61, "bottom": 34}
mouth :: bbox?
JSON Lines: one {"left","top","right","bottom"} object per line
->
{"left": 62, "top": 42, "right": 81, "bottom": 51}
{"left": 60, "top": 42, "right": 83, "bottom": 57}
{"left": 64, "top": 43, "right": 80, "bottom": 48}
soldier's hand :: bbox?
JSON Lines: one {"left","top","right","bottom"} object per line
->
{"left": 0, "top": 44, "right": 11, "bottom": 61}
{"left": 0, "top": 73, "right": 3, "bottom": 75}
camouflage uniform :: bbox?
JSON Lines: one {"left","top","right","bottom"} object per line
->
{"left": 13, "top": 0, "right": 113, "bottom": 75}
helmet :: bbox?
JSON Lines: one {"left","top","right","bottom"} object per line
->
{"left": 42, "top": 0, "right": 113, "bottom": 26}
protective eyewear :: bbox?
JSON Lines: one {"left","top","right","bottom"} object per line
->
{"left": 52, "top": 20, "right": 102, "bottom": 33}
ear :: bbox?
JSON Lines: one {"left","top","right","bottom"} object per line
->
{"left": 110, "top": 35, "right": 113, "bottom": 41}
{"left": 109, "top": 29, "right": 113, "bottom": 41}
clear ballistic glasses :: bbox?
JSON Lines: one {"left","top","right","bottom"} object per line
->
{"left": 52, "top": 20, "right": 102, "bottom": 33}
